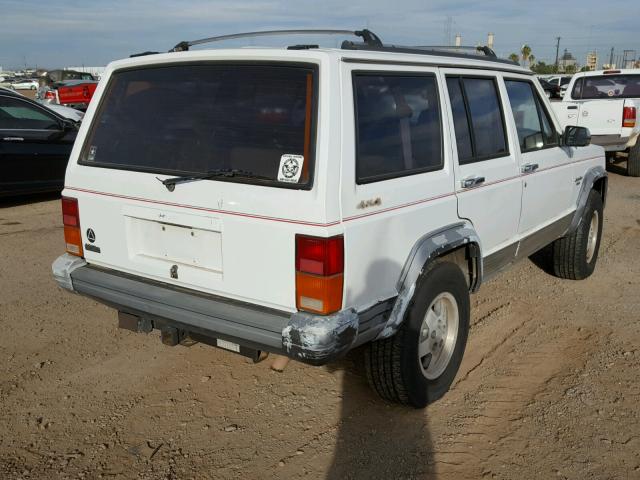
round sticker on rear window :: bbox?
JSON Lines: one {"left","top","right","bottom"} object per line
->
{"left": 278, "top": 154, "right": 304, "bottom": 183}
{"left": 87, "top": 145, "right": 97, "bottom": 162}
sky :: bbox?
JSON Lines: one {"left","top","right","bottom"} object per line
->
{"left": 1, "top": 0, "right": 639, "bottom": 70}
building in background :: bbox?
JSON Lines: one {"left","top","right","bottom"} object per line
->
{"left": 559, "top": 49, "right": 577, "bottom": 72}
{"left": 586, "top": 51, "right": 598, "bottom": 71}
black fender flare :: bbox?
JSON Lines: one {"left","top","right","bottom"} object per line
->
{"left": 567, "top": 166, "right": 607, "bottom": 234}
{"left": 376, "top": 221, "right": 482, "bottom": 340}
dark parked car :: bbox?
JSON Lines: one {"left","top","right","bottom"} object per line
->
{"left": 0, "top": 89, "right": 78, "bottom": 197}
{"left": 538, "top": 78, "right": 555, "bottom": 99}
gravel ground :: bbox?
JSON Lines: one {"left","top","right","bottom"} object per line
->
{"left": 0, "top": 172, "right": 639, "bottom": 480}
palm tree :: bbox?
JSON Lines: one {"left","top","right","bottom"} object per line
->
{"left": 528, "top": 54, "right": 536, "bottom": 67}
{"left": 521, "top": 44, "right": 532, "bottom": 67}
{"left": 509, "top": 53, "right": 520, "bottom": 63}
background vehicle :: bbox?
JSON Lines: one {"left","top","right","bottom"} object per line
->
{"left": 551, "top": 69, "right": 640, "bottom": 175}
{"left": 546, "top": 75, "right": 572, "bottom": 98}
{"left": 37, "top": 69, "right": 97, "bottom": 111}
{"left": 39, "top": 80, "right": 98, "bottom": 111}
{"left": 537, "top": 78, "right": 555, "bottom": 98}
{"left": 10, "top": 79, "right": 38, "bottom": 90}
{"left": 0, "top": 86, "right": 85, "bottom": 122}
{"left": 0, "top": 88, "right": 78, "bottom": 197}
{"left": 52, "top": 29, "right": 606, "bottom": 408}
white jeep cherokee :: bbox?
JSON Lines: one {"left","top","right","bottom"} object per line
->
{"left": 52, "top": 30, "right": 607, "bottom": 408}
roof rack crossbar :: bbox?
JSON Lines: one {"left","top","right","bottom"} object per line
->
{"left": 413, "top": 45, "right": 498, "bottom": 57}
{"left": 170, "top": 29, "right": 382, "bottom": 52}
{"left": 340, "top": 42, "right": 518, "bottom": 66}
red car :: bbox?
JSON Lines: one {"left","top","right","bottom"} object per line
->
{"left": 38, "top": 70, "right": 98, "bottom": 111}
{"left": 43, "top": 80, "right": 98, "bottom": 110}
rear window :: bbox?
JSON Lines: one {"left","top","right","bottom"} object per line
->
{"left": 572, "top": 74, "right": 640, "bottom": 99}
{"left": 80, "top": 63, "right": 317, "bottom": 188}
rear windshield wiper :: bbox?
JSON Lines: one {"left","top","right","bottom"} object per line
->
{"left": 158, "top": 169, "right": 271, "bottom": 191}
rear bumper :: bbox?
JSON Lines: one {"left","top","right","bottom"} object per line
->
{"left": 52, "top": 254, "right": 360, "bottom": 365}
{"left": 591, "top": 134, "right": 637, "bottom": 151}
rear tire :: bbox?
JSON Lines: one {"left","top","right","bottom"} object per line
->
{"left": 628, "top": 141, "right": 640, "bottom": 177}
{"left": 364, "top": 261, "right": 470, "bottom": 408}
{"left": 551, "top": 189, "right": 603, "bottom": 280}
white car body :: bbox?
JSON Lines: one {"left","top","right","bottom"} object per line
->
{"left": 51, "top": 44, "right": 606, "bottom": 390}
{"left": 552, "top": 69, "right": 640, "bottom": 152}
{"left": 45, "top": 103, "right": 84, "bottom": 122}
{"left": 11, "top": 79, "right": 38, "bottom": 90}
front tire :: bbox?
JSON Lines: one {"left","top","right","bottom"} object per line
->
{"left": 364, "top": 261, "right": 470, "bottom": 408}
{"left": 551, "top": 189, "right": 603, "bottom": 280}
{"left": 628, "top": 141, "right": 640, "bottom": 177}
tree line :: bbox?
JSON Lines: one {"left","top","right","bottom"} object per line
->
{"left": 508, "top": 45, "right": 589, "bottom": 74}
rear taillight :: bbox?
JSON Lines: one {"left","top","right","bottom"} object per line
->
{"left": 623, "top": 106, "right": 636, "bottom": 128}
{"left": 62, "top": 197, "right": 83, "bottom": 257}
{"left": 295, "top": 235, "right": 344, "bottom": 314}
{"left": 45, "top": 90, "right": 56, "bottom": 102}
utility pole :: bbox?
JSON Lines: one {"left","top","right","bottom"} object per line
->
{"left": 554, "top": 37, "right": 561, "bottom": 73}
{"left": 609, "top": 47, "right": 614, "bottom": 67}
{"left": 444, "top": 16, "right": 453, "bottom": 45}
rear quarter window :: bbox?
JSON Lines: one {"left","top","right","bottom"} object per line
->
{"left": 80, "top": 63, "right": 317, "bottom": 189}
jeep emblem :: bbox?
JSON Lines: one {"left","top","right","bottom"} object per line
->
{"left": 86, "top": 228, "right": 96, "bottom": 243}
{"left": 170, "top": 264, "right": 179, "bottom": 279}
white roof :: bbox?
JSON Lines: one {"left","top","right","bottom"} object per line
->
{"left": 574, "top": 68, "right": 640, "bottom": 79}
{"left": 106, "top": 47, "right": 531, "bottom": 76}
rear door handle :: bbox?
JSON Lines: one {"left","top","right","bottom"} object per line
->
{"left": 567, "top": 106, "right": 578, "bottom": 110}
{"left": 2, "top": 137, "right": 24, "bottom": 142}
{"left": 522, "top": 163, "right": 539, "bottom": 174}
{"left": 461, "top": 176, "right": 485, "bottom": 189}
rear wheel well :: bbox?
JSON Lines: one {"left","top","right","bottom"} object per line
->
{"left": 435, "top": 244, "right": 480, "bottom": 291}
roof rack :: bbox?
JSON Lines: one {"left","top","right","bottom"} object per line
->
{"left": 341, "top": 40, "right": 518, "bottom": 66}
{"left": 170, "top": 29, "right": 382, "bottom": 52}
{"left": 167, "top": 28, "right": 517, "bottom": 66}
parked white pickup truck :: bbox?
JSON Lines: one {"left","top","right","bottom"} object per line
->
{"left": 552, "top": 69, "right": 640, "bottom": 176}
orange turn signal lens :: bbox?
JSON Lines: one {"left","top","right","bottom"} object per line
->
{"left": 64, "top": 225, "right": 84, "bottom": 257}
{"left": 295, "top": 272, "right": 343, "bottom": 315}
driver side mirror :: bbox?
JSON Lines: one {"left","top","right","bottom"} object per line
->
{"left": 563, "top": 125, "right": 591, "bottom": 147}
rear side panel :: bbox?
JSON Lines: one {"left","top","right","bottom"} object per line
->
{"left": 339, "top": 63, "right": 458, "bottom": 311}
{"left": 63, "top": 51, "right": 342, "bottom": 313}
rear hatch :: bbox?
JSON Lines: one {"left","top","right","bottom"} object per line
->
{"left": 65, "top": 59, "right": 328, "bottom": 312}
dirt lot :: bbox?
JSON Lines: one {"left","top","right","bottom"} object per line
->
{"left": 1, "top": 172, "right": 639, "bottom": 480}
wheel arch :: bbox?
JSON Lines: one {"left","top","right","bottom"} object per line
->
{"left": 569, "top": 166, "right": 607, "bottom": 234}
{"left": 376, "top": 221, "right": 482, "bottom": 340}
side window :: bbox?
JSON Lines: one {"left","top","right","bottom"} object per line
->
{"left": 446, "top": 76, "right": 508, "bottom": 164}
{"left": 504, "top": 80, "right": 558, "bottom": 152}
{"left": 571, "top": 78, "right": 584, "bottom": 99}
{"left": 446, "top": 78, "right": 473, "bottom": 163}
{"left": 354, "top": 73, "right": 443, "bottom": 183}
{"left": 0, "top": 96, "right": 59, "bottom": 130}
